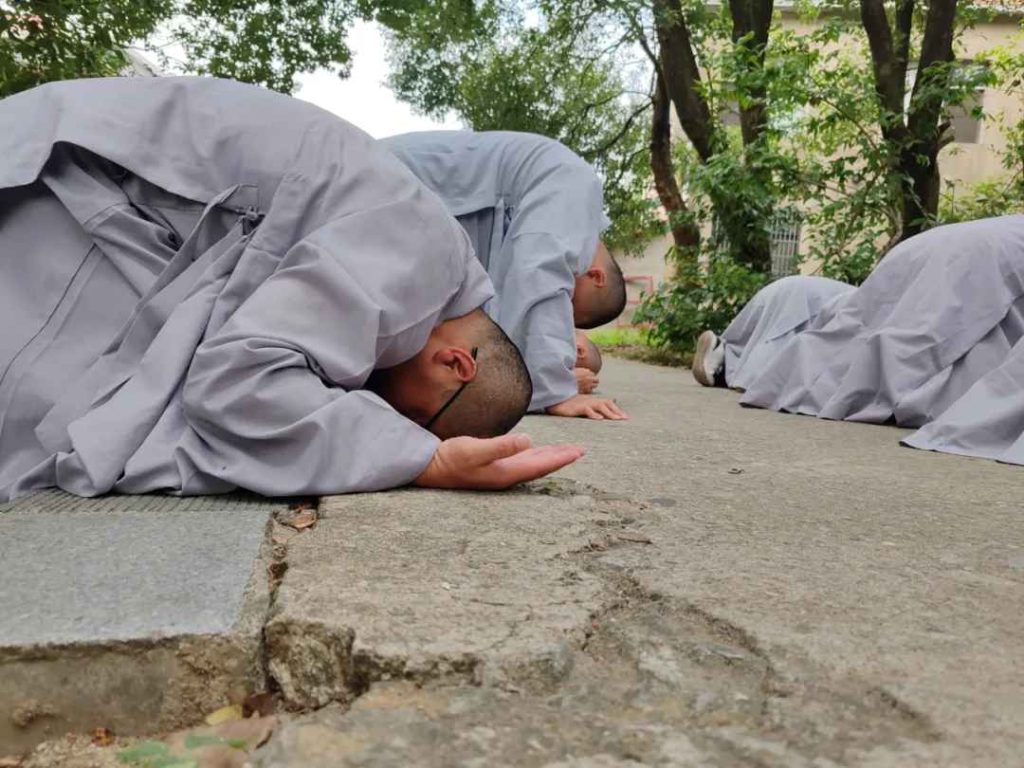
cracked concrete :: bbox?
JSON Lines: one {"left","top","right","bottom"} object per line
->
{"left": 7, "top": 356, "right": 1024, "bottom": 766}
{"left": 264, "top": 489, "right": 607, "bottom": 707}
{"left": 253, "top": 357, "right": 1022, "bottom": 767}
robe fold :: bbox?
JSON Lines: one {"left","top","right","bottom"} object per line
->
{"left": 382, "top": 131, "right": 611, "bottom": 411}
{"left": 0, "top": 77, "right": 493, "bottom": 501}
{"left": 724, "top": 215, "right": 1024, "bottom": 465}
{"left": 721, "top": 275, "right": 855, "bottom": 392}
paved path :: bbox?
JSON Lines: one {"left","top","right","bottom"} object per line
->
{"left": 6, "top": 357, "right": 1022, "bottom": 767}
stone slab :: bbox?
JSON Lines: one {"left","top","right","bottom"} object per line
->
{"left": 0, "top": 491, "right": 279, "bottom": 751}
{"left": 265, "top": 488, "right": 610, "bottom": 708}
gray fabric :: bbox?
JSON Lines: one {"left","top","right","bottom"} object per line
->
{"left": 382, "top": 131, "right": 611, "bottom": 411}
{"left": 730, "top": 215, "right": 1024, "bottom": 465}
{"left": 722, "top": 275, "right": 854, "bottom": 391}
{"left": 454, "top": 207, "right": 497, "bottom": 270}
{"left": 0, "top": 77, "right": 493, "bottom": 501}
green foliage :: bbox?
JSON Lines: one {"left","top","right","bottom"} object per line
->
{"left": 940, "top": 177, "right": 1024, "bottom": 224}
{"left": 164, "top": 0, "right": 359, "bottom": 92}
{"left": 0, "top": 0, "right": 439, "bottom": 97}
{"left": 1, "top": 1, "right": 166, "bottom": 96}
{"left": 586, "top": 327, "right": 691, "bottom": 367}
{"left": 587, "top": 327, "right": 647, "bottom": 346}
{"left": 117, "top": 740, "right": 196, "bottom": 768}
{"left": 938, "top": 37, "right": 1024, "bottom": 225}
{"left": 385, "top": 3, "right": 662, "bottom": 254}
{"left": 634, "top": 252, "right": 768, "bottom": 351}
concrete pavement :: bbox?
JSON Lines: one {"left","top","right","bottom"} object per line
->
{"left": 5, "top": 356, "right": 1022, "bottom": 766}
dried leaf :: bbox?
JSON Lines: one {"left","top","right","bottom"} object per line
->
{"left": 242, "top": 692, "right": 275, "bottom": 718}
{"left": 285, "top": 508, "right": 316, "bottom": 530}
{"left": 267, "top": 561, "right": 288, "bottom": 582}
{"left": 91, "top": 726, "right": 115, "bottom": 746}
{"left": 204, "top": 705, "right": 243, "bottom": 726}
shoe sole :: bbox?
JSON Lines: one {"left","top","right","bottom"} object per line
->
{"left": 692, "top": 330, "right": 717, "bottom": 387}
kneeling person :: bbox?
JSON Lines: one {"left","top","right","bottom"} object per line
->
{"left": 383, "top": 130, "right": 627, "bottom": 422}
{"left": 574, "top": 331, "right": 603, "bottom": 394}
{"left": 0, "top": 77, "right": 582, "bottom": 501}
{"left": 688, "top": 216, "right": 1024, "bottom": 466}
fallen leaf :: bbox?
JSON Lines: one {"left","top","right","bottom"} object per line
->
{"left": 284, "top": 508, "right": 316, "bottom": 531}
{"left": 166, "top": 716, "right": 278, "bottom": 766}
{"left": 91, "top": 726, "right": 115, "bottom": 746}
{"left": 728, "top": 467, "right": 744, "bottom": 475}
{"left": 117, "top": 741, "right": 181, "bottom": 766}
{"left": 204, "top": 704, "right": 243, "bottom": 726}
{"left": 118, "top": 716, "right": 278, "bottom": 768}
{"left": 267, "top": 561, "right": 288, "bottom": 582}
{"left": 242, "top": 692, "right": 275, "bottom": 718}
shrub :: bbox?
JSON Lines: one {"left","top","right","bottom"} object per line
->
{"left": 634, "top": 253, "right": 768, "bottom": 354}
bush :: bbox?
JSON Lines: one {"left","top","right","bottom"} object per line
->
{"left": 634, "top": 253, "right": 768, "bottom": 354}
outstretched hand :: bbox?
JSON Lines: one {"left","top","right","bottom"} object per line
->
{"left": 545, "top": 394, "right": 628, "bottom": 420}
{"left": 414, "top": 434, "right": 585, "bottom": 490}
{"left": 574, "top": 367, "right": 599, "bottom": 394}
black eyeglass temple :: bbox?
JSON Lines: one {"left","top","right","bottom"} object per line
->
{"left": 423, "top": 347, "right": 478, "bottom": 430}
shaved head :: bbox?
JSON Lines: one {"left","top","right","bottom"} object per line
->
{"left": 575, "top": 331, "right": 603, "bottom": 373}
{"left": 367, "top": 309, "right": 532, "bottom": 441}
{"left": 573, "top": 243, "right": 627, "bottom": 329}
{"left": 429, "top": 316, "right": 533, "bottom": 440}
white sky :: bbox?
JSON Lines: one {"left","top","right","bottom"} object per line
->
{"left": 294, "top": 20, "right": 462, "bottom": 138}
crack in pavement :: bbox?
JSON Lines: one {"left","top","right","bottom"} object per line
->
{"left": 251, "top": 479, "right": 942, "bottom": 766}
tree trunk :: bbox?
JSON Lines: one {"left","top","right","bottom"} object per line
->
{"left": 900, "top": 0, "right": 956, "bottom": 239}
{"left": 859, "top": 0, "right": 956, "bottom": 242}
{"left": 653, "top": 0, "right": 774, "bottom": 273}
{"left": 650, "top": 69, "right": 701, "bottom": 256}
{"left": 727, "top": 0, "right": 774, "bottom": 146}
{"left": 652, "top": 0, "right": 720, "bottom": 162}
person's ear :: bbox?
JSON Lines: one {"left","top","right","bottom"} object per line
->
{"left": 585, "top": 265, "right": 608, "bottom": 288}
{"left": 432, "top": 346, "right": 478, "bottom": 383}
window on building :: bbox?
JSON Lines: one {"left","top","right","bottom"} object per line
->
{"left": 948, "top": 90, "right": 984, "bottom": 144}
{"left": 710, "top": 208, "right": 803, "bottom": 279}
{"left": 905, "top": 60, "right": 987, "bottom": 145}
{"left": 769, "top": 209, "right": 802, "bottom": 278}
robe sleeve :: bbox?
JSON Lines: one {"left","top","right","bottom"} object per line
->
{"left": 492, "top": 231, "right": 580, "bottom": 411}
{"left": 179, "top": 231, "right": 445, "bottom": 497}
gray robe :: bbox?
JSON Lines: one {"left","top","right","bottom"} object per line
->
{"left": 382, "top": 131, "right": 610, "bottom": 411}
{"left": 722, "top": 275, "right": 854, "bottom": 392}
{"left": 731, "top": 216, "right": 1024, "bottom": 465}
{"left": 0, "top": 77, "right": 492, "bottom": 501}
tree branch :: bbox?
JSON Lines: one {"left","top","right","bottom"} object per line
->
{"left": 583, "top": 98, "right": 652, "bottom": 157}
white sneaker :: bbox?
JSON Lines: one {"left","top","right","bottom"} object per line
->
{"left": 692, "top": 330, "right": 725, "bottom": 387}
